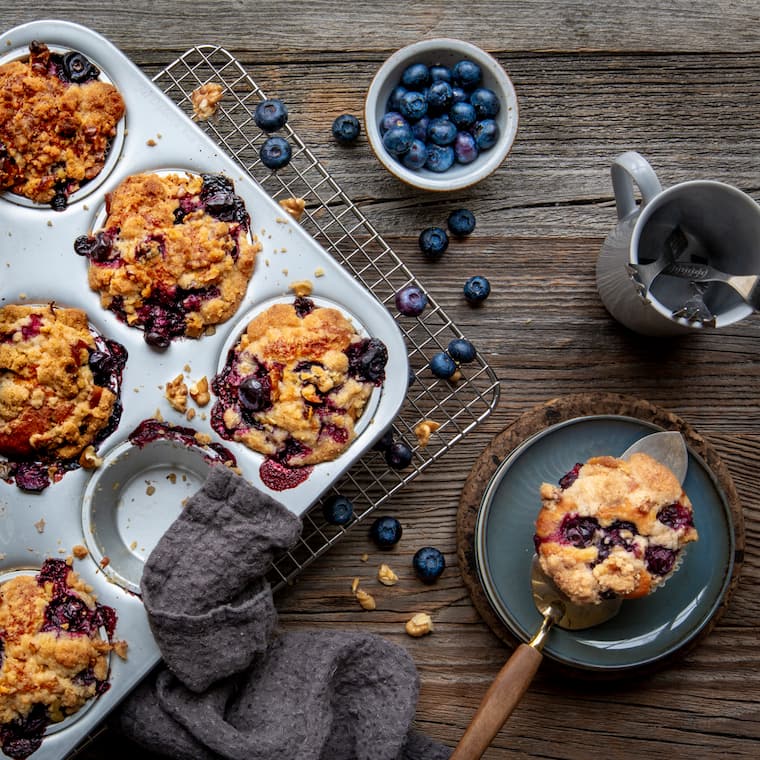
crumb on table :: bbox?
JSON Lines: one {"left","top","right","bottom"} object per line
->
{"left": 405, "top": 612, "right": 433, "bottom": 637}
{"left": 414, "top": 419, "right": 441, "bottom": 447}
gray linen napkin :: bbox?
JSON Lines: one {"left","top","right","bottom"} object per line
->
{"left": 118, "top": 466, "right": 451, "bottom": 760}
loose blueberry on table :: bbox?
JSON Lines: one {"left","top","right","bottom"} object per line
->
{"left": 322, "top": 494, "right": 355, "bottom": 525}
{"left": 378, "top": 58, "right": 502, "bottom": 174}
{"left": 370, "top": 516, "right": 403, "bottom": 548}
{"left": 253, "top": 98, "right": 289, "bottom": 131}
{"left": 332, "top": 113, "right": 361, "bottom": 144}
{"left": 385, "top": 439, "right": 414, "bottom": 470}
{"left": 418, "top": 226, "right": 449, "bottom": 260}
{"left": 413, "top": 546, "right": 446, "bottom": 584}
{"left": 429, "top": 351, "right": 458, "bottom": 379}
{"left": 447, "top": 208, "right": 476, "bottom": 237}
{"left": 395, "top": 283, "right": 429, "bottom": 316}
{"left": 260, "top": 136, "right": 292, "bottom": 170}
{"left": 447, "top": 338, "right": 476, "bottom": 363}
{"left": 463, "top": 275, "right": 491, "bottom": 303}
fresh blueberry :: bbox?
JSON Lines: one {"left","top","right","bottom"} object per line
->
{"left": 401, "top": 62, "right": 430, "bottom": 89}
{"left": 413, "top": 546, "right": 446, "bottom": 584}
{"left": 332, "top": 113, "right": 361, "bottom": 144}
{"left": 425, "top": 144, "right": 455, "bottom": 172}
{"left": 450, "top": 101, "right": 477, "bottom": 129}
{"left": 386, "top": 85, "right": 408, "bottom": 112}
{"left": 470, "top": 87, "right": 501, "bottom": 119}
{"left": 429, "top": 351, "right": 457, "bottom": 379}
{"left": 382, "top": 124, "right": 414, "bottom": 156}
{"left": 380, "top": 111, "right": 407, "bottom": 134}
{"left": 322, "top": 494, "right": 355, "bottom": 525}
{"left": 447, "top": 208, "right": 476, "bottom": 237}
{"left": 418, "top": 226, "right": 449, "bottom": 259}
{"left": 447, "top": 338, "right": 476, "bottom": 363}
{"left": 254, "top": 98, "right": 289, "bottom": 132}
{"left": 429, "top": 64, "right": 453, "bottom": 83}
{"left": 427, "top": 81, "right": 453, "bottom": 113}
{"left": 454, "top": 131, "right": 479, "bottom": 164}
{"left": 385, "top": 440, "right": 413, "bottom": 470}
{"left": 401, "top": 139, "right": 428, "bottom": 170}
{"left": 427, "top": 117, "right": 457, "bottom": 146}
{"left": 410, "top": 115, "right": 430, "bottom": 141}
{"left": 472, "top": 119, "right": 500, "bottom": 150}
{"left": 453, "top": 59, "right": 482, "bottom": 89}
{"left": 370, "top": 516, "right": 403, "bottom": 548}
{"left": 399, "top": 90, "right": 428, "bottom": 122}
{"left": 451, "top": 86, "right": 468, "bottom": 104}
{"left": 463, "top": 275, "right": 491, "bottom": 303}
{"left": 395, "top": 284, "right": 428, "bottom": 316}
{"left": 259, "top": 136, "right": 292, "bottom": 169}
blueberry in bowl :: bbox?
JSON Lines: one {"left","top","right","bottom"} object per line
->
{"left": 365, "top": 38, "right": 518, "bottom": 191}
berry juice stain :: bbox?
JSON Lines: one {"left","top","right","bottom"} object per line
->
{"left": 259, "top": 458, "right": 312, "bottom": 491}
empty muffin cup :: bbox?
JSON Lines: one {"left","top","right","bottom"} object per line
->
{"left": 81, "top": 438, "right": 215, "bottom": 593}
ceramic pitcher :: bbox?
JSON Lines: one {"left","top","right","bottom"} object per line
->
{"left": 596, "top": 151, "right": 760, "bottom": 336}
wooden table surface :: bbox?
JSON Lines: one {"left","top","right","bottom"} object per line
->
{"left": 3, "top": 2, "right": 760, "bottom": 758}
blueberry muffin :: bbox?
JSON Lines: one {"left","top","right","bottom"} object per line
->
{"left": 0, "top": 41, "right": 125, "bottom": 210}
{"left": 0, "top": 304, "right": 126, "bottom": 492}
{"left": 0, "top": 559, "right": 126, "bottom": 759}
{"left": 534, "top": 452, "right": 698, "bottom": 605}
{"left": 74, "top": 172, "right": 260, "bottom": 348}
{"left": 211, "top": 297, "right": 387, "bottom": 466}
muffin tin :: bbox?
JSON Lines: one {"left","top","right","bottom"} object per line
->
{"left": 0, "top": 19, "right": 409, "bottom": 759}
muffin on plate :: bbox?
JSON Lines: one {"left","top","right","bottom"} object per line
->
{"left": 0, "top": 41, "right": 125, "bottom": 209}
{"left": 211, "top": 297, "right": 387, "bottom": 467}
{"left": 0, "top": 304, "right": 126, "bottom": 492}
{"left": 74, "top": 171, "right": 260, "bottom": 348}
{"left": 534, "top": 452, "right": 698, "bottom": 605}
{"left": 0, "top": 559, "right": 126, "bottom": 759}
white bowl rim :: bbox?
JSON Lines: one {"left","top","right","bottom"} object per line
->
{"left": 364, "top": 37, "right": 519, "bottom": 192}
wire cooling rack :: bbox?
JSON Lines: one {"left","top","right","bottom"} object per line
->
{"left": 149, "top": 45, "right": 501, "bottom": 590}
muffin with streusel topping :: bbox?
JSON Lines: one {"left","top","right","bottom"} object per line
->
{"left": 0, "top": 558, "right": 127, "bottom": 759}
{"left": 0, "top": 41, "right": 125, "bottom": 210}
{"left": 211, "top": 297, "right": 387, "bottom": 467}
{"left": 0, "top": 304, "right": 126, "bottom": 492}
{"left": 73, "top": 171, "right": 260, "bottom": 349}
{"left": 534, "top": 452, "right": 698, "bottom": 605}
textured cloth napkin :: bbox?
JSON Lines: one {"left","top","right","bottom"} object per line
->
{"left": 117, "top": 466, "right": 451, "bottom": 760}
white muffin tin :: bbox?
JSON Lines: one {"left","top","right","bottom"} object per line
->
{"left": 0, "top": 19, "right": 407, "bottom": 760}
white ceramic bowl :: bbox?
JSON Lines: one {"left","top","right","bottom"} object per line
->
{"left": 365, "top": 38, "right": 519, "bottom": 192}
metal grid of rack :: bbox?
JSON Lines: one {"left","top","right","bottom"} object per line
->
{"left": 150, "top": 45, "right": 500, "bottom": 590}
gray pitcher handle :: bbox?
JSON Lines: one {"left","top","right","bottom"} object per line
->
{"left": 611, "top": 151, "right": 663, "bottom": 220}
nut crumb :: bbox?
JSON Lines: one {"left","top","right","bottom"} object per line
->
{"left": 100, "top": 556, "right": 110, "bottom": 568}
{"left": 355, "top": 588, "right": 376, "bottom": 610}
{"left": 165, "top": 374, "right": 188, "bottom": 413}
{"left": 191, "top": 82, "right": 224, "bottom": 120}
{"left": 414, "top": 419, "right": 441, "bottom": 447}
{"left": 146, "top": 483, "right": 156, "bottom": 496}
{"left": 79, "top": 445, "right": 103, "bottom": 469}
{"left": 289, "top": 280, "right": 313, "bottom": 297}
{"left": 146, "top": 138, "right": 157, "bottom": 147}
{"left": 351, "top": 577, "right": 360, "bottom": 593}
{"left": 167, "top": 473, "right": 177, "bottom": 484}
{"left": 129, "top": 541, "right": 137, "bottom": 550}
{"left": 112, "top": 640, "right": 129, "bottom": 659}
{"left": 314, "top": 267, "right": 325, "bottom": 278}
{"left": 194, "top": 432, "right": 212, "bottom": 446}
{"left": 186, "top": 408, "right": 196, "bottom": 421}
{"left": 360, "top": 553, "right": 369, "bottom": 562}
{"left": 34, "top": 518, "right": 45, "bottom": 534}
{"left": 189, "top": 376, "right": 210, "bottom": 406}
{"left": 72, "top": 545, "right": 89, "bottom": 559}
{"left": 279, "top": 196, "right": 306, "bottom": 220}
{"left": 378, "top": 563, "right": 399, "bottom": 586}
{"left": 405, "top": 612, "right": 433, "bottom": 637}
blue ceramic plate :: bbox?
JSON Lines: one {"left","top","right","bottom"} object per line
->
{"left": 474, "top": 415, "right": 735, "bottom": 672}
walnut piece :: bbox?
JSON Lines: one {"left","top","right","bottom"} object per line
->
{"left": 355, "top": 588, "right": 376, "bottom": 610}
{"left": 279, "top": 196, "right": 306, "bottom": 220}
{"left": 189, "top": 376, "right": 210, "bottom": 406}
{"left": 414, "top": 419, "right": 441, "bottom": 447}
{"left": 79, "top": 445, "right": 103, "bottom": 469}
{"left": 72, "top": 545, "right": 89, "bottom": 559}
{"left": 405, "top": 612, "right": 433, "bottom": 637}
{"left": 165, "top": 374, "right": 188, "bottom": 413}
{"left": 191, "top": 82, "right": 224, "bottom": 121}
{"left": 378, "top": 563, "right": 399, "bottom": 586}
